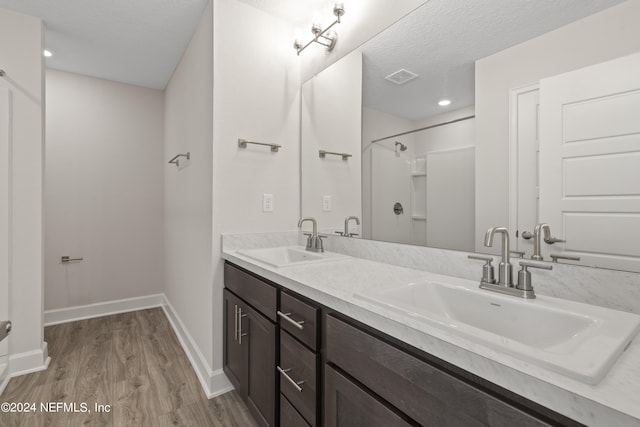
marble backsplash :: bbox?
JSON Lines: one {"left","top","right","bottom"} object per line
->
{"left": 222, "top": 231, "right": 640, "bottom": 315}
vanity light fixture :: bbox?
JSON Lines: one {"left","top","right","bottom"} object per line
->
{"left": 43, "top": 49, "right": 53, "bottom": 57}
{"left": 438, "top": 99, "right": 451, "bottom": 106}
{"left": 293, "top": 2, "right": 345, "bottom": 55}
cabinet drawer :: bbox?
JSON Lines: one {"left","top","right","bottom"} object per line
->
{"left": 279, "top": 292, "right": 319, "bottom": 351}
{"left": 225, "top": 263, "right": 277, "bottom": 321}
{"left": 280, "top": 394, "right": 311, "bottom": 427}
{"left": 279, "top": 331, "right": 318, "bottom": 426}
{"left": 326, "top": 315, "right": 553, "bottom": 427}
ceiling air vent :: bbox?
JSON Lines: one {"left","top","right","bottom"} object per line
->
{"left": 385, "top": 68, "right": 418, "bottom": 85}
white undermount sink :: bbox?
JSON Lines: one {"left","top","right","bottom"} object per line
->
{"left": 237, "top": 246, "right": 348, "bottom": 268}
{"left": 355, "top": 280, "right": 640, "bottom": 384}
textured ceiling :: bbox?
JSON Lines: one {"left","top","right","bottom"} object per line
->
{"left": 0, "top": 0, "right": 208, "bottom": 89}
{"left": 0, "top": 0, "right": 627, "bottom": 96}
{"left": 361, "top": 0, "right": 627, "bottom": 121}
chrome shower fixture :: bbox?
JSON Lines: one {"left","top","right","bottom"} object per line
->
{"left": 395, "top": 141, "right": 407, "bottom": 152}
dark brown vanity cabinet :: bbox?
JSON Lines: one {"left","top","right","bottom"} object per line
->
{"left": 223, "top": 262, "right": 582, "bottom": 427}
{"left": 325, "top": 315, "right": 579, "bottom": 427}
{"left": 224, "top": 264, "right": 277, "bottom": 427}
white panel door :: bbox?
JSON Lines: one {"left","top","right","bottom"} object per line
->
{"left": 539, "top": 52, "right": 640, "bottom": 271}
{"left": 426, "top": 146, "right": 475, "bottom": 251}
{"left": 0, "top": 86, "right": 11, "bottom": 385}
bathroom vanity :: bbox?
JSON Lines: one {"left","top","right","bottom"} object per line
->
{"left": 221, "top": 233, "right": 640, "bottom": 427}
{"left": 223, "top": 262, "right": 576, "bottom": 427}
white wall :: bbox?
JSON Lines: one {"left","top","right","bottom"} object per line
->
{"left": 44, "top": 70, "right": 164, "bottom": 310}
{"left": 211, "top": 0, "right": 300, "bottom": 375}
{"left": 475, "top": 0, "right": 640, "bottom": 252}
{"left": 163, "top": 0, "right": 215, "bottom": 383}
{"left": 301, "top": 50, "right": 362, "bottom": 232}
{"left": 412, "top": 106, "right": 475, "bottom": 155}
{"left": 0, "top": 8, "right": 47, "bottom": 374}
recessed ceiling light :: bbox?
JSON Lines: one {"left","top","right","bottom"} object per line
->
{"left": 385, "top": 69, "right": 418, "bottom": 85}
{"left": 438, "top": 99, "right": 451, "bottom": 106}
{"left": 43, "top": 50, "right": 53, "bottom": 57}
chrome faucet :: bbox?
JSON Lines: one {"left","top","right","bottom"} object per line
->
{"left": 344, "top": 216, "right": 360, "bottom": 237}
{"left": 298, "top": 217, "right": 325, "bottom": 252}
{"left": 531, "top": 223, "right": 550, "bottom": 260}
{"left": 484, "top": 227, "right": 512, "bottom": 287}
{"left": 475, "top": 226, "right": 553, "bottom": 299}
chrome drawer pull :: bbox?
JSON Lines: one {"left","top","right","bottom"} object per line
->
{"left": 238, "top": 307, "right": 248, "bottom": 344}
{"left": 277, "top": 366, "right": 304, "bottom": 392}
{"left": 234, "top": 305, "right": 238, "bottom": 341}
{"left": 277, "top": 311, "right": 305, "bottom": 330}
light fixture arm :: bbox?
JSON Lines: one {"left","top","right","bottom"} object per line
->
{"left": 294, "top": 3, "right": 345, "bottom": 55}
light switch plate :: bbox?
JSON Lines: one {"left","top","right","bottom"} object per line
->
{"left": 263, "top": 193, "right": 274, "bottom": 212}
{"left": 322, "top": 195, "right": 331, "bottom": 212}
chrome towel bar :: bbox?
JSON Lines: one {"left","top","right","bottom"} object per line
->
{"left": 319, "top": 150, "right": 351, "bottom": 160}
{"left": 238, "top": 138, "right": 281, "bottom": 152}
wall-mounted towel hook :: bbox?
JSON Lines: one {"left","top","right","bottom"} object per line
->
{"left": 238, "top": 139, "right": 281, "bottom": 152}
{"left": 168, "top": 152, "right": 190, "bottom": 167}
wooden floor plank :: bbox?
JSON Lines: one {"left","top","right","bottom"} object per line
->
{"left": 0, "top": 308, "right": 257, "bottom": 427}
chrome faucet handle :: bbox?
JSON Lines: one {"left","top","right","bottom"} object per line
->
{"left": 550, "top": 253, "right": 581, "bottom": 263}
{"left": 516, "top": 260, "right": 552, "bottom": 296}
{"left": 544, "top": 236, "right": 566, "bottom": 244}
{"left": 510, "top": 250, "right": 525, "bottom": 259}
{"left": 468, "top": 255, "right": 496, "bottom": 285}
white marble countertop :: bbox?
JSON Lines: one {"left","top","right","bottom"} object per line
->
{"left": 222, "top": 245, "right": 640, "bottom": 427}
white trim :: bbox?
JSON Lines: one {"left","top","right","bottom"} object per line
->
{"left": 44, "top": 294, "right": 164, "bottom": 326}
{"left": 160, "top": 296, "right": 233, "bottom": 398}
{"left": 9, "top": 341, "right": 50, "bottom": 377}
{"left": 508, "top": 82, "right": 540, "bottom": 243}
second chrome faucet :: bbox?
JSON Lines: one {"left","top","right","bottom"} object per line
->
{"left": 298, "top": 217, "right": 325, "bottom": 252}
{"left": 472, "top": 226, "right": 552, "bottom": 299}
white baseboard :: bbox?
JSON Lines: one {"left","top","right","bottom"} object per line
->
{"left": 161, "top": 296, "right": 233, "bottom": 398}
{"left": 44, "top": 294, "right": 165, "bottom": 326}
{"left": 9, "top": 341, "right": 50, "bottom": 378}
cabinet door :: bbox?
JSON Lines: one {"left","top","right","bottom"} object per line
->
{"left": 244, "top": 303, "right": 277, "bottom": 427}
{"left": 223, "top": 289, "right": 246, "bottom": 397}
{"left": 325, "top": 365, "right": 413, "bottom": 427}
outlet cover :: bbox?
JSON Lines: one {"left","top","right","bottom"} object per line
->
{"left": 322, "top": 195, "right": 331, "bottom": 212}
{"left": 262, "top": 193, "right": 274, "bottom": 212}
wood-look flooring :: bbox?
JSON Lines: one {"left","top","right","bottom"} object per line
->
{"left": 0, "top": 308, "right": 258, "bottom": 427}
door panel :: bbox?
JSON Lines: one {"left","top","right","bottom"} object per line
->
{"left": 539, "top": 52, "right": 640, "bottom": 271}
{"left": 223, "top": 290, "right": 246, "bottom": 397}
{"left": 324, "top": 365, "right": 412, "bottom": 427}
{"left": 244, "top": 303, "right": 276, "bottom": 427}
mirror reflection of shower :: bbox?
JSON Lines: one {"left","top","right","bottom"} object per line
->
{"left": 394, "top": 141, "right": 407, "bottom": 156}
